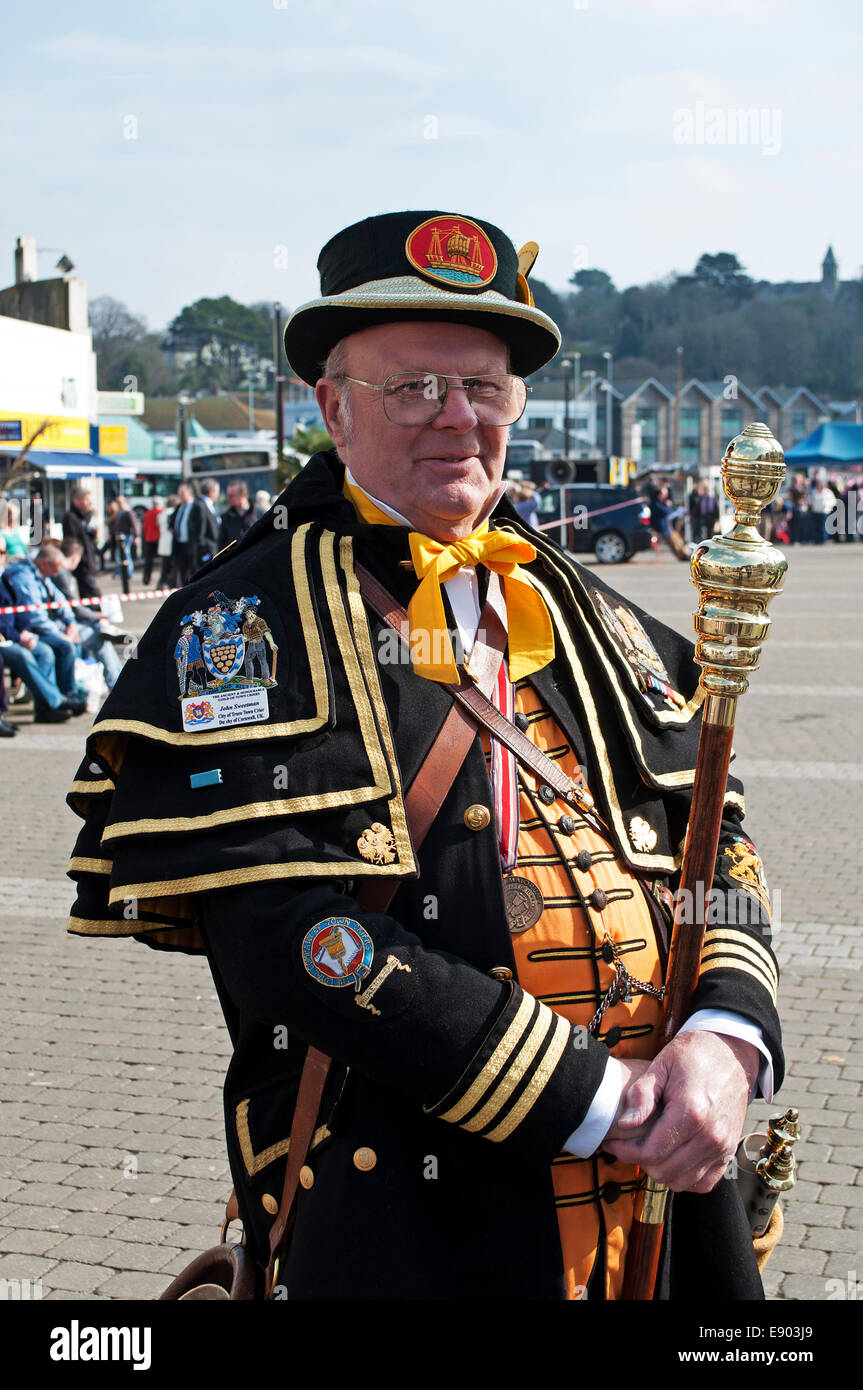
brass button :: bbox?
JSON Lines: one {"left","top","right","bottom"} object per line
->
{"left": 353, "top": 1146, "right": 377, "bottom": 1172}
{"left": 488, "top": 965, "right": 513, "bottom": 982}
{"left": 464, "top": 804, "right": 491, "bottom": 831}
{"left": 576, "top": 850, "right": 593, "bottom": 872}
{"left": 538, "top": 784, "right": 556, "bottom": 804}
{"left": 559, "top": 814, "right": 576, "bottom": 836}
{"left": 514, "top": 712, "right": 530, "bottom": 732}
{"left": 299, "top": 1165, "right": 315, "bottom": 1189}
{"left": 589, "top": 888, "right": 608, "bottom": 911}
{"left": 262, "top": 1192, "right": 278, "bottom": 1215}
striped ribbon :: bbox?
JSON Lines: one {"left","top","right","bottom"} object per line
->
{"left": 490, "top": 658, "right": 520, "bottom": 872}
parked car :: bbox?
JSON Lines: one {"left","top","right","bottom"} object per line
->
{"left": 537, "top": 484, "right": 656, "bottom": 563}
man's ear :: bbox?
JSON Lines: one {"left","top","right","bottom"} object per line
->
{"left": 316, "top": 379, "right": 347, "bottom": 449}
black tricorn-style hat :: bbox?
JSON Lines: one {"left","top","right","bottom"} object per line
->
{"left": 283, "top": 210, "right": 562, "bottom": 385}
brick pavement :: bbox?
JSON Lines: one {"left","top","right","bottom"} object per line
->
{"left": 0, "top": 546, "right": 860, "bottom": 1301}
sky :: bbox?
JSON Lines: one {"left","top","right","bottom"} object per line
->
{"left": 2, "top": 0, "right": 861, "bottom": 334}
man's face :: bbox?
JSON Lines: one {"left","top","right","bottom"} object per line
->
{"left": 37, "top": 554, "right": 62, "bottom": 580}
{"left": 316, "top": 321, "right": 511, "bottom": 540}
{"left": 75, "top": 492, "right": 92, "bottom": 514}
{"left": 178, "top": 484, "right": 193, "bottom": 504}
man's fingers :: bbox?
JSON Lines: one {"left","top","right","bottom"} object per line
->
{"left": 617, "top": 1064, "right": 664, "bottom": 1129}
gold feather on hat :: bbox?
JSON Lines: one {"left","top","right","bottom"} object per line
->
{"left": 516, "top": 241, "right": 539, "bottom": 306}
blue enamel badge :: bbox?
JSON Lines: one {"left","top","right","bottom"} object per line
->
{"left": 302, "top": 918, "right": 374, "bottom": 990}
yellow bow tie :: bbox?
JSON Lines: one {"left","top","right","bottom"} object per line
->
{"left": 407, "top": 527, "right": 553, "bottom": 683}
{"left": 343, "top": 474, "right": 555, "bottom": 684}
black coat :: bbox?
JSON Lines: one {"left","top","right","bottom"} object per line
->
{"left": 61, "top": 506, "right": 100, "bottom": 596}
{"left": 66, "top": 451, "right": 782, "bottom": 1300}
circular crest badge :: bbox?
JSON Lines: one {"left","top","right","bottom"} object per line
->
{"left": 405, "top": 214, "right": 498, "bottom": 290}
{"left": 302, "top": 918, "right": 374, "bottom": 989}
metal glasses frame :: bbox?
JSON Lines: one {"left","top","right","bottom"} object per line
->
{"left": 338, "top": 372, "right": 531, "bottom": 426}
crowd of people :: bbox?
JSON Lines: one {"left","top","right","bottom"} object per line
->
{"left": 99, "top": 477, "right": 271, "bottom": 590}
{"left": 0, "top": 476, "right": 270, "bottom": 738}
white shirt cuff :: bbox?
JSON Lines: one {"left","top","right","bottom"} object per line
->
{"left": 563, "top": 1055, "right": 623, "bottom": 1157}
{"left": 678, "top": 1008, "right": 775, "bottom": 1102}
{"left": 561, "top": 1010, "right": 774, "bottom": 1160}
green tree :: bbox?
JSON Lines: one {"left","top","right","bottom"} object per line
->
{"left": 165, "top": 297, "right": 273, "bottom": 389}
{"left": 290, "top": 424, "right": 332, "bottom": 456}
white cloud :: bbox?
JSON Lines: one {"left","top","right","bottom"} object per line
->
{"left": 40, "top": 31, "right": 447, "bottom": 82}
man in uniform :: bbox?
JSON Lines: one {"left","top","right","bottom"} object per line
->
{"left": 66, "top": 210, "right": 782, "bottom": 1300}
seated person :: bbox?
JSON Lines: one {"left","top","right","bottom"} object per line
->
{"left": 0, "top": 540, "right": 82, "bottom": 721}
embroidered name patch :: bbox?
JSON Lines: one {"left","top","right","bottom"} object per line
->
{"left": 172, "top": 588, "right": 279, "bottom": 731}
{"left": 302, "top": 918, "right": 374, "bottom": 990}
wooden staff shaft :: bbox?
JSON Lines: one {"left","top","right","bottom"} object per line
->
{"left": 621, "top": 699, "right": 735, "bottom": 1302}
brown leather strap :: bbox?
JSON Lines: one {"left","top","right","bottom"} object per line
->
{"left": 261, "top": 576, "right": 510, "bottom": 1289}
{"left": 356, "top": 572, "right": 508, "bottom": 911}
{"left": 267, "top": 1044, "right": 331, "bottom": 1269}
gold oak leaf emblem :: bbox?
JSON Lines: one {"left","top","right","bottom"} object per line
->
{"left": 357, "top": 822, "right": 397, "bottom": 865}
{"left": 629, "top": 817, "right": 658, "bottom": 853}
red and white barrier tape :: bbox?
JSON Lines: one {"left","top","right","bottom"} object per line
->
{"left": 0, "top": 586, "right": 178, "bottom": 616}
{"left": 537, "top": 496, "right": 651, "bottom": 532}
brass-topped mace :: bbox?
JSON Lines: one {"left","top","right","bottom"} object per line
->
{"left": 622, "top": 423, "right": 788, "bottom": 1301}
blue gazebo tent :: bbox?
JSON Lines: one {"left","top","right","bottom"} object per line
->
{"left": 785, "top": 422, "right": 863, "bottom": 467}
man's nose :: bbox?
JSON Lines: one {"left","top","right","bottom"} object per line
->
{"left": 431, "top": 381, "right": 480, "bottom": 431}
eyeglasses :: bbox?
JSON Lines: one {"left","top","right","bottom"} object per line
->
{"left": 341, "top": 372, "right": 530, "bottom": 427}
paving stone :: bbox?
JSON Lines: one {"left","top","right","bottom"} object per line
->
{"left": 791, "top": 1202, "right": 845, "bottom": 1228}
{"left": 56, "top": 1210, "right": 124, "bottom": 1237}
{"left": 42, "top": 1261, "right": 111, "bottom": 1294}
{"left": 45, "top": 1235, "right": 125, "bottom": 1264}
{"left": 93, "top": 1270, "right": 170, "bottom": 1299}
{"left": 103, "top": 1240, "right": 183, "bottom": 1273}
{"left": 0, "top": 1253, "right": 60, "bottom": 1281}
{"left": 781, "top": 1273, "right": 836, "bottom": 1299}
{"left": 796, "top": 1161, "right": 859, "bottom": 1184}
{"left": 769, "top": 1245, "right": 828, "bottom": 1275}
{"left": 0, "top": 1228, "right": 64, "bottom": 1256}
{"left": 802, "top": 1226, "right": 863, "bottom": 1253}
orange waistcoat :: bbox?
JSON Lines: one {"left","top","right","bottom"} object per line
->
{"left": 482, "top": 680, "right": 664, "bottom": 1299}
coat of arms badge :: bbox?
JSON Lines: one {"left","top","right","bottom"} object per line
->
{"left": 173, "top": 590, "right": 279, "bottom": 732}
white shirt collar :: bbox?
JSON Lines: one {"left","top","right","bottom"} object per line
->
{"left": 344, "top": 465, "right": 507, "bottom": 533}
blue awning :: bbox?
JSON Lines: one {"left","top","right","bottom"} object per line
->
{"left": 0, "top": 450, "right": 140, "bottom": 480}
{"left": 785, "top": 423, "right": 863, "bottom": 465}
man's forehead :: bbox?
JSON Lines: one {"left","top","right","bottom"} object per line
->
{"left": 340, "top": 320, "right": 510, "bottom": 371}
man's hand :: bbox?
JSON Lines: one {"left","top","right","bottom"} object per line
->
{"left": 603, "top": 1032, "right": 759, "bottom": 1193}
{"left": 19, "top": 629, "right": 38, "bottom": 650}
{"left": 66, "top": 623, "right": 81, "bottom": 644}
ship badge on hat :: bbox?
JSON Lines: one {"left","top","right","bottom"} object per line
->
{"left": 405, "top": 214, "right": 498, "bottom": 289}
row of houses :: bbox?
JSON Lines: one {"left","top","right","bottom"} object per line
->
{"left": 516, "top": 376, "right": 854, "bottom": 468}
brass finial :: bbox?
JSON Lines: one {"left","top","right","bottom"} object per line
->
{"left": 755, "top": 1107, "right": 800, "bottom": 1192}
{"left": 690, "top": 422, "right": 788, "bottom": 698}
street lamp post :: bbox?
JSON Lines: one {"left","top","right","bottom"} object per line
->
{"left": 177, "top": 395, "right": 190, "bottom": 480}
{"left": 583, "top": 371, "right": 597, "bottom": 449}
{"left": 562, "top": 357, "right": 571, "bottom": 462}
{"left": 603, "top": 351, "right": 614, "bottom": 463}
